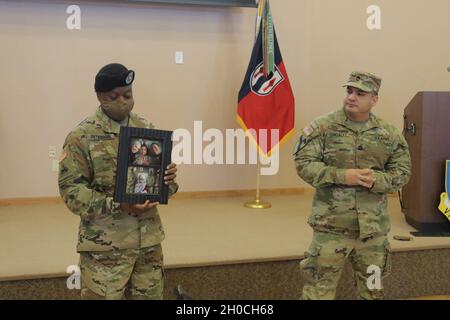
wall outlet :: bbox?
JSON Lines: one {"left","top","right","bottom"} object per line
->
{"left": 49, "top": 146, "right": 57, "bottom": 159}
{"left": 52, "top": 159, "right": 59, "bottom": 172}
{"left": 175, "top": 51, "right": 184, "bottom": 64}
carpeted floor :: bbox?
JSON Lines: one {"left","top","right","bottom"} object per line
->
{"left": 1, "top": 248, "right": 449, "bottom": 300}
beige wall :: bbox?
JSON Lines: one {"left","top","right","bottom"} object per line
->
{"left": 1, "top": 0, "right": 449, "bottom": 198}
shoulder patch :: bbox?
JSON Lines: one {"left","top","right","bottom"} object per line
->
{"left": 302, "top": 126, "right": 314, "bottom": 136}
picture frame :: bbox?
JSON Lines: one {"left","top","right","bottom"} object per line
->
{"left": 114, "top": 126, "right": 173, "bottom": 205}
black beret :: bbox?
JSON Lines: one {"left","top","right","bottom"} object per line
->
{"left": 94, "top": 63, "right": 135, "bottom": 92}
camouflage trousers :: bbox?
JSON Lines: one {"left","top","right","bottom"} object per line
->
{"left": 79, "top": 244, "right": 164, "bottom": 300}
{"left": 300, "top": 231, "right": 391, "bottom": 300}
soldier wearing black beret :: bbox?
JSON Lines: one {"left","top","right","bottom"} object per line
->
{"left": 95, "top": 63, "right": 136, "bottom": 122}
{"left": 59, "top": 63, "right": 179, "bottom": 300}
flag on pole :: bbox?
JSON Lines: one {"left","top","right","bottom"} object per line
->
{"left": 237, "top": 0, "right": 295, "bottom": 156}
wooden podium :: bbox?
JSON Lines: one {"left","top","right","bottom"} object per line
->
{"left": 402, "top": 92, "right": 450, "bottom": 232}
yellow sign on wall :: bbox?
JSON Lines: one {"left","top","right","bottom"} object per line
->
{"left": 438, "top": 160, "right": 450, "bottom": 221}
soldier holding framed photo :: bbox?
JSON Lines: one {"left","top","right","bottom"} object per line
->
{"left": 58, "top": 63, "right": 178, "bottom": 300}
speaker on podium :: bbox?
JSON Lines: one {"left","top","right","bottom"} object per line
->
{"left": 402, "top": 91, "right": 450, "bottom": 233}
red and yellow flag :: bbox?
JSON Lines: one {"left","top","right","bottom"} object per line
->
{"left": 237, "top": 0, "right": 295, "bottom": 156}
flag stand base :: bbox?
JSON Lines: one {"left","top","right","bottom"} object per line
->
{"left": 244, "top": 199, "right": 272, "bottom": 209}
{"left": 243, "top": 162, "right": 272, "bottom": 209}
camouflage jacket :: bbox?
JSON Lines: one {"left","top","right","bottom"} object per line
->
{"left": 293, "top": 108, "right": 411, "bottom": 239}
{"left": 59, "top": 107, "right": 178, "bottom": 252}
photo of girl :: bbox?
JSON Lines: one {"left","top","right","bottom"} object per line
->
{"left": 126, "top": 167, "right": 161, "bottom": 195}
{"left": 129, "top": 139, "right": 162, "bottom": 166}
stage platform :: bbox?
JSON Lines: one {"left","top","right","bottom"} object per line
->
{"left": 0, "top": 192, "right": 449, "bottom": 299}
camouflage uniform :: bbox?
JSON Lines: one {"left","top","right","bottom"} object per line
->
{"left": 293, "top": 72, "right": 411, "bottom": 300}
{"left": 59, "top": 107, "right": 178, "bottom": 299}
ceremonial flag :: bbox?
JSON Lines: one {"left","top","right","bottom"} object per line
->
{"left": 237, "top": 0, "right": 295, "bottom": 156}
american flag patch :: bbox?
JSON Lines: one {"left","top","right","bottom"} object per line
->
{"left": 302, "top": 126, "right": 314, "bottom": 136}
